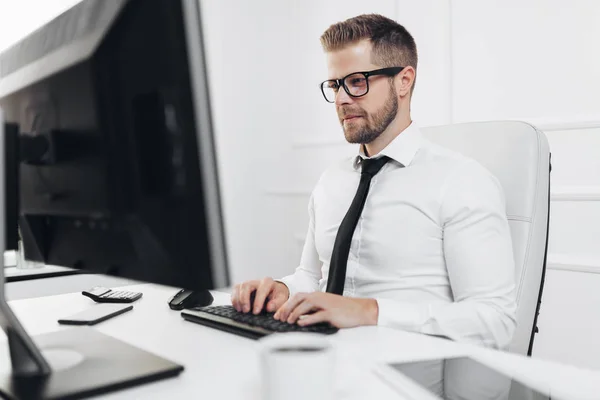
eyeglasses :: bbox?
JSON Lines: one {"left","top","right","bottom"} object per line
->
{"left": 320, "top": 67, "right": 405, "bottom": 103}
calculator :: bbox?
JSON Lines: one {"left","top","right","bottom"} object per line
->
{"left": 82, "top": 287, "right": 143, "bottom": 303}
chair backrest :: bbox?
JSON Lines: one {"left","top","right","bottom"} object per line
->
{"left": 421, "top": 121, "right": 551, "bottom": 355}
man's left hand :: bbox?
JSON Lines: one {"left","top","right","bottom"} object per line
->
{"left": 273, "top": 292, "right": 378, "bottom": 328}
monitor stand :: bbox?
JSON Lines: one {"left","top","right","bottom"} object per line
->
{"left": 0, "top": 327, "right": 184, "bottom": 400}
{"left": 1, "top": 117, "right": 184, "bottom": 399}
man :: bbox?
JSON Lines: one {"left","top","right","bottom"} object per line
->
{"left": 231, "top": 14, "right": 516, "bottom": 349}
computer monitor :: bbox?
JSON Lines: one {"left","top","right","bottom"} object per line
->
{"left": 0, "top": 0, "right": 229, "bottom": 398}
{"left": 3, "top": 123, "right": 18, "bottom": 253}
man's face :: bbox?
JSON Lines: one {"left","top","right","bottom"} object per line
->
{"left": 326, "top": 40, "right": 398, "bottom": 145}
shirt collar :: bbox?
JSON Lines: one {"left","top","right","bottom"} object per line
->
{"left": 353, "top": 122, "right": 422, "bottom": 170}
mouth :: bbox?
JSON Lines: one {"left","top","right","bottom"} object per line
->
{"left": 343, "top": 115, "right": 362, "bottom": 122}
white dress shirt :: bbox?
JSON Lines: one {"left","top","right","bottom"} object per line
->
{"left": 279, "top": 123, "right": 517, "bottom": 349}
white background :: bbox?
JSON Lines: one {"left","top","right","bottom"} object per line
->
{"left": 1, "top": 0, "right": 599, "bottom": 369}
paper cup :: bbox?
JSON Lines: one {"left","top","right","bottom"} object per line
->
{"left": 259, "top": 333, "right": 335, "bottom": 400}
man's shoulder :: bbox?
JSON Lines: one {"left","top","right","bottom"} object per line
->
{"left": 318, "top": 156, "right": 357, "bottom": 178}
{"left": 309, "top": 156, "right": 357, "bottom": 195}
{"left": 423, "top": 143, "right": 506, "bottom": 212}
{"left": 419, "top": 139, "right": 471, "bottom": 167}
{"left": 420, "top": 139, "right": 496, "bottom": 182}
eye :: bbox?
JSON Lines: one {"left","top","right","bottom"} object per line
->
{"left": 346, "top": 74, "right": 367, "bottom": 88}
{"left": 325, "top": 81, "right": 339, "bottom": 91}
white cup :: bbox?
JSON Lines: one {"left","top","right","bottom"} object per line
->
{"left": 259, "top": 333, "right": 335, "bottom": 400}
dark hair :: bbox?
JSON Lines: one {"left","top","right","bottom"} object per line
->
{"left": 320, "top": 14, "right": 418, "bottom": 93}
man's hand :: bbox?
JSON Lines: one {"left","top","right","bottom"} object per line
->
{"left": 231, "top": 277, "right": 290, "bottom": 314}
{"left": 273, "top": 292, "right": 379, "bottom": 328}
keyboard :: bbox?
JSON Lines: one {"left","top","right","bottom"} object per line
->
{"left": 181, "top": 305, "right": 339, "bottom": 340}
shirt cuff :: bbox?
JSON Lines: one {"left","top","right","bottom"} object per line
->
{"left": 274, "top": 277, "right": 295, "bottom": 298}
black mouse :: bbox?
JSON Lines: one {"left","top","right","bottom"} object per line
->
{"left": 168, "top": 289, "right": 214, "bottom": 310}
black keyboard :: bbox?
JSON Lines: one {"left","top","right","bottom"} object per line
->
{"left": 181, "top": 305, "right": 339, "bottom": 340}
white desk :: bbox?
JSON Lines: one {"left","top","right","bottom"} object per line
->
{"left": 2, "top": 284, "right": 600, "bottom": 400}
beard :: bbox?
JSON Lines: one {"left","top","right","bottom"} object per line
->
{"left": 338, "top": 84, "right": 398, "bottom": 144}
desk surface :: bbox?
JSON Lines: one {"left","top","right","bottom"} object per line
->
{"left": 3, "top": 251, "right": 79, "bottom": 282}
{"left": 2, "top": 283, "right": 600, "bottom": 400}
{"left": 4, "top": 265, "right": 79, "bottom": 282}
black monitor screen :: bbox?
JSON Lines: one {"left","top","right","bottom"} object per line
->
{"left": 0, "top": 0, "right": 229, "bottom": 290}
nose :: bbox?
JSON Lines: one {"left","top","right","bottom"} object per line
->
{"left": 334, "top": 86, "right": 353, "bottom": 106}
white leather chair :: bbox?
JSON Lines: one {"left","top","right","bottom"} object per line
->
{"left": 421, "top": 121, "right": 551, "bottom": 356}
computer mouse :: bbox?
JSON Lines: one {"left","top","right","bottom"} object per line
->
{"left": 168, "top": 289, "right": 214, "bottom": 310}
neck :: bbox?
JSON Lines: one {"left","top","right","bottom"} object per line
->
{"left": 364, "top": 111, "right": 412, "bottom": 156}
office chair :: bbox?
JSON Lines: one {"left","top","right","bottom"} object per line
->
{"left": 421, "top": 121, "right": 551, "bottom": 356}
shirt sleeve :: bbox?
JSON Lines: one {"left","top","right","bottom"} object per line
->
{"left": 376, "top": 160, "right": 517, "bottom": 349}
{"left": 276, "top": 193, "right": 322, "bottom": 296}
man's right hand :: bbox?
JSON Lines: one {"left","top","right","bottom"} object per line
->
{"left": 231, "top": 277, "right": 290, "bottom": 314}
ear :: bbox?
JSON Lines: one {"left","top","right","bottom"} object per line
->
{"left": 396, "top": 66, "right": 416, "bottom": 97}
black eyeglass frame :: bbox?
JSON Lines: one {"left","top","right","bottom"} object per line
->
{"left": 319, "top": 66, "right": 405, "bottom": 103}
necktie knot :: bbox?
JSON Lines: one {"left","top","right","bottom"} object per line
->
{"left": 361, "top": 156, "right": 390, "bottom": 177}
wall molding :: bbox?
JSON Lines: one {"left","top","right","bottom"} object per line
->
{"left": 551, "top": 186, "right": 600, "bottom": 202}
{"left": 267, "top": 185, "right": 600, "bottom": 201}
{"left": 265, "top": 189, "right": 311, "bottom": 197}
{"left": 291, "top": 119, "right": 600, "bottom": 148}
{"left": 547, "top": 254, "right": 600, "bottom": 274}
{"left": 533, "top": 120, "right": 600, "bottom": 132}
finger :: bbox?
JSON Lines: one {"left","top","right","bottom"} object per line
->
{"left": 287, "top": 299, "right": 320, "bottom": 324}
{"left": 231, "top": 285, "right": 241, "bottom": 312}
{"left": 266, "top": 300, "right": 277, "bottom": 313}
{"left": 297, "top": 310, "right": 330, "bottom": 326}
{"left": 266, "top": 294, "right": 286, "bottom": 312}
{"left": 274, "top": 281, "right": 290, "bottom": 300}
{"left": 253, "top": 278, "right": 274, "bottom": 314}
{"left": 273, "top": 301, "right": 284, "bottom": 320}
{"left": 239, "top": 282, "right": 257, "bottom": 313}
{"left": 274, "top": 293, "right": 307, "bottom": 322}
{"left": 267, "top": 283, "right": 290, "bottom": 312}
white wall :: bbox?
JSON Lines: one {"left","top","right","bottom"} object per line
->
{"left": 201, "top": 0, "right": 455, "bottom": 283}
{"left": 201, "top": 0, "right": 600, "bottom": 369}
{"left": 446, "top": 0, "right": 600, "bottom": 369}
{"left": 0, "top": 0, "right": 83, "bottom": 52}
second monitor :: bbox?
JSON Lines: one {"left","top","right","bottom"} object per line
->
{"left": 0, "top": 0, "right": 229, "bottom": 398}
{"left": 0, "top": 0, "right": 229, "bottom": 291}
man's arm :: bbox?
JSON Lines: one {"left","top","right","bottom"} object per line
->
{"left": 277, "top": 193, "right": 322, "bottom": 296}
{"left": 376, "top": 160, "right": 517, "bottom": 349}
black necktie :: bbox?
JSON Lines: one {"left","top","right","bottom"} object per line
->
{"left": 326, "top": 156, "right": 391, "bottom": 295}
